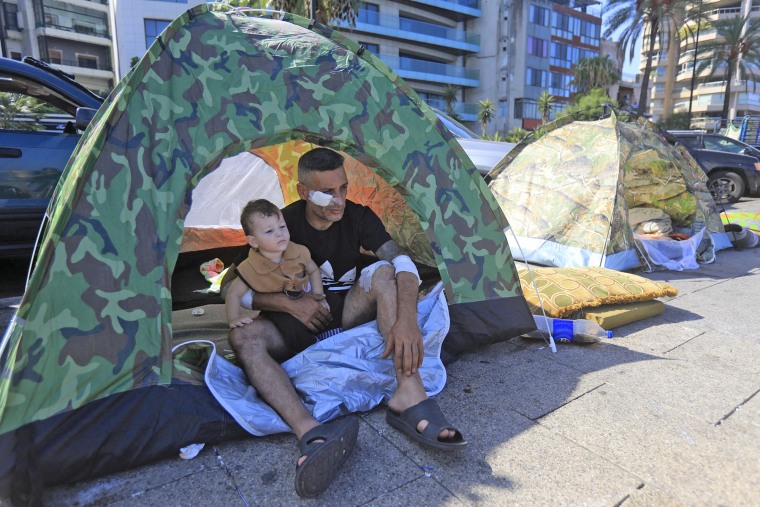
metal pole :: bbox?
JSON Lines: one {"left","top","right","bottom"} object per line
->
{"left": 688, "top": 0, "right": 703, "bottom": 121}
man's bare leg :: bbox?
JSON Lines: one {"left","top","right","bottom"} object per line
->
{"left": 342, "top": 265, "right": 455, "bottom": 439}
{"left": 228, "top": 318, "right": 319, "bottom": 441}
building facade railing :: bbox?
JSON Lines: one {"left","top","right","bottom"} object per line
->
{"left": 41, "top": 56, "right": 112, "bottom": 73}
{"left": 379, "top": 54, "right": 479, "bottom": 85}
{"left": 37, "top": 22, "right": 111, "bottom": 40}
{"left": 342, "top": 11, "right": 479, "bottom": 49}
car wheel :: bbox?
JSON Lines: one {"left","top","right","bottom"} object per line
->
{"left": 708, "top": 171, "right": 745, "bottom": 204}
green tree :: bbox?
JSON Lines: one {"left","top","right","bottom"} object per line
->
{"left": 270, "top": 0, "right": 360, "bottom": 25}
{"left": 215, "top": 1, "right": 359, "bottom": 25}
{"left": 443, "top": 85, "right": 460, "bottom": 117}
{"left": 571, "top": 55, "right": 622, "bottom": 95}
{"left": 537, "top": 90, "right": 555, "bottom": 125}
{"left": 0, "top": 93, "right": 46, "bottom": 130}
{"left": 561, "top": 88, "right": 617, "bottom": 121}
{"left": 657, "top": 111, "right": 692, "bottom": 130}
{"left": 476, "top": 98, "right": 495, "bottom": 137}
{"left": 505, "top": 127, "right": 530, "bottom": 143}
{"left": 696, "top": 14, "right": 760, "bottom": 121}
{"left": 604, "top": 0, "right": 688, "bottom": 116}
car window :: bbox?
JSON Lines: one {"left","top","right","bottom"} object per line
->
{"left": 1, "top": 83, "right": 79, "bottom": 202}
{"left": 704, "top": 135, "right": 744, "bottom": 153}
{"left": 676, "top": 136, "right": 700, "bottom": 148}
{"left": 0, "top": 92, "right": 74, "bottom": 132}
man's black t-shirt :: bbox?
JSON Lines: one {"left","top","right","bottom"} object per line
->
{"left": 232, "top": 200, "right": 392, "bottom": 293}
{"left": 282, "top": 200, "right": 391, "bottom": 292}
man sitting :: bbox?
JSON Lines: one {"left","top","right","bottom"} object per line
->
{"left": 222, "top": 147, "right": 466, "bottom": 498}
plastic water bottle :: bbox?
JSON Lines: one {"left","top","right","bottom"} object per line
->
{"left": 530, "top": 315, "right": 613, "bottom": 343}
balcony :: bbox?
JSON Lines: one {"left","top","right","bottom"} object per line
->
{"left": 337, "top": 12, "right": 479, "bottom": 54}
{"left": 408, "top": 0, "right": 480, "bottom": 21}
{"left": 379, "top": 55, "right": 479, "bottom": 88}
{"left": 42, "top": 56, "right": 112, "bottom": 74}
{"left": 40, "top": 21, "right": 110, "bottom": 39}
{"left": 422, "top": 98, "right": 478, "bottom": 122}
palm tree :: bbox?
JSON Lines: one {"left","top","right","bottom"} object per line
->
{"left": 476, "top": 98, "right": 495, "bottom": 137}
{"left": 270, "top": 0, "right": 360, "bottom": 25}
{"left": 604, "top": 0, "right": 688, "bottom": 116}
{"left": 571, "top": 55, "right": 622, "bottom": 95}
{"left": 443, "top": 85, "right": 460, "bottom": 117}
{"left": 696, "top": 14, "right": 760, "bottom": 122}
{"left": 537, "top": 90, "right": 555, "bottom": 125}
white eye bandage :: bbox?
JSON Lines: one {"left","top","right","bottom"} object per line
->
{"left": 392, "top": 255, "right": 421, "bottom": 286}
{"left": 309, "top": 190, "right": 342, "bottom": 207}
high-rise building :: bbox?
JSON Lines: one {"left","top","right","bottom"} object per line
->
{"left": 646, "top": 0, "right": 760, "bottom": 124}
{"left": 471, "top": 0, "right": 602, "bottom": 133}
{"left": 2, "top": 1, "right": 612, "bottom": 135}
{"left": 110, "top": 0, "right": 192, "bottom": 80}
{"left": 0, "top": 0, "right": 115, "bottom": 95}
{"left": 332, "top": 1, "right": 482, "bottom": 125}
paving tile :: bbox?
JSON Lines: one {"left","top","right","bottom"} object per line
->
{"left": 212, "top": 419, "right": 425, "bottom": 506}
{"left": 363, "top": 476, "right": 465, "bottom": 506}
{"left": 42, "top": 445, "right": 222, "bottom": 506}
{"left": 538, "top": 383, "right": 760, "bottom": 505}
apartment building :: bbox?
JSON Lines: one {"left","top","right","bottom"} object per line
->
{"left": 333, "top": 1, "right": 482, "bottom": 124}
{"left": 647, "top": 0, "right": 760, "bottom": 123}
{"left": 470, "top": 0, "right": 602, "bottom": 132}
{"left": 1, "top": 1, "right": 613, "bottom": 135}
{"left": 0, "top": 0, "right": 115, "bottom": 95}
{"left": 110, "top": 0, "right": 192, "bottom": 80}
{"left": 107, "top": 1, "right": 483, "bottom": 125}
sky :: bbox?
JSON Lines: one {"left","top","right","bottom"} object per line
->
{"left": 601, "top": 0, "right": 642, "bottom": 77}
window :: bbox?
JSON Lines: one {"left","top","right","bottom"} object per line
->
{"left": 526, "top": 67, "right": 548, "bottom": 87}
{"left": 552, "top": 12, "right": 578, "bottom": 39}
{"left": 77, "top": 54, "right": 98, "bottom": 70}
{"left": 579, "top": 20, "right": 600, "bottom": 45}
{"left": 418, "top": 91, "right": 446, "bottom": 111}
{"left": 514, "top": 98, "right": 538, "bottom": 119}
{"left": 549, "top": 72, "right": 573, "bottom": 98}
{"left": 73, "top": 20, "right": 96, "bottom": 36}
{"left": 704, "top": 136, "right": 746, "bottom": 154}
{"left": 550, "top": 42, "right": 577, "bottom": 69}
{"left": 48, "top": 49, "right": 63, "bottom": 65}
{"left": 578, "top": 48, "right": 598, "bottom": 61}
{"left": 145, "top": 19, "right": 171, "bottom": 49}
{"left": 359, "top": 42, "right": 379, "bottom": 55}
{"left": 3, "top": 2, "right": 19, "bottom": 31}
{"left": 358, "top": 3, "right": 379, "bottom": 24}
{"left": 529, "top": 5, "right": 549, "bottom": 26}
{"left": 44, "top": 13, "right": 59, "bottom": 27}
{"left": 527, "top": 37, "right": 548, "bottom": 58}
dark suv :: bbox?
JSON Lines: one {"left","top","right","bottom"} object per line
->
{"left": 664, "top": 130, "right": 760, "bottom": 204}
{"left": 0, "top": 57, "right": 103, "bottom": 257}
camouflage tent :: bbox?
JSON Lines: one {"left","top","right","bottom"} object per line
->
{"left": 488, "top": 114, "right": 726, "bottom": 271}
{"left": 0, "top": 4, "right": 534, "bottom": 496}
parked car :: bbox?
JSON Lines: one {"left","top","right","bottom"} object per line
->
{"left": 663, "top": 130, "right": 760, "bottom": 204}
{"left": 434, "top": 108, "right": 516, "bottom": 175}
{"left": 668, "top": 130, "right": 760, "bottom": 160}
{"left": 0, "top": 56, "right": 103, "bottom": 257}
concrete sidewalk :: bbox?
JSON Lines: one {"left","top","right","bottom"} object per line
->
{"left": 41, "top": 210, "right": 760, "bottom": 505}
